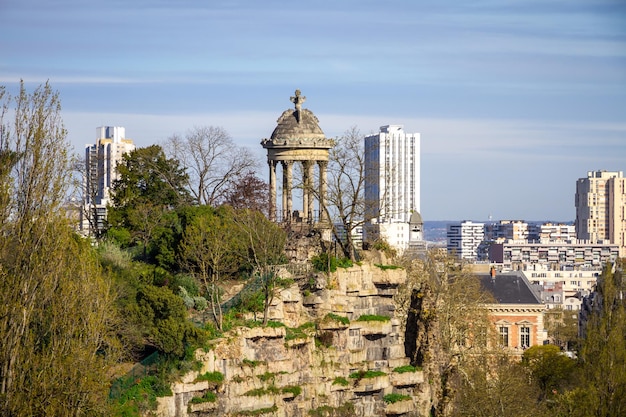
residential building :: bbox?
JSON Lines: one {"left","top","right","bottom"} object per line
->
{"left": 529, "top": 223, "right": 576, "bottom": 243}
{"left": 478, "top": 271, "right": 547, "bottom": 355}
{"left": 447, "top": 221, "right": 485, "bottom": 261}
{"left": 489, "top": 240, "right": 619, "bottom": 270}
{"left": 364, "top": 125, "right": 422, "bottom": 252}
{"left": 575, "top": 170, "right": 626, "bottom": 257}
{"left": 81, "top": 126, "right": 135, "bottom": 235}
{"left": 486, "top": 220, "right": 528, "bottom": 241}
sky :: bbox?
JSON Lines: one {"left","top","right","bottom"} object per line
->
{"left": 1, "top": 0, "right": 625, "bottom": 221}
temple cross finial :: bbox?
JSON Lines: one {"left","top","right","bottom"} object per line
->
{"left": 290, "top": 89, "right": 306, "bottom": 123}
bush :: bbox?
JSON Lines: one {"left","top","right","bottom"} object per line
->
{"left": 332, "top": 377, "right": 349, "bottom": 386}
{"left": 189, "top": 391, "right": 217, "bottom": 404}
{"left": 383, "top": 393, "right": 411, "bottom": 404}
{"left": 311, "top": 253, "right": 353, "bottom": 273}
{"left": 393, "top": 365, "right": 419, "bottom": 373}
{"left": 281, "top": 385, "right": 301, "bottom": 397}
{"left": 325, "top": 313, "right": 350, "bottom": 325}
{"left": 195, "top": 371, "right": 224, "bottom": 384}
{"left": 349, "top": 370, "right": 386, "bottom": 379}
{"left": 193, "top": 296, "right": 208, "bottom": 311}
{"left": 356, "top": 314, "right": 390, "bottom": 322}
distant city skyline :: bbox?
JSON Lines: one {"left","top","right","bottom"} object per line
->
{"left": 1, "top": 0, "right": 625, "bottom": 220}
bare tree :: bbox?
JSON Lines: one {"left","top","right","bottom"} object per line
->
{"left": 164, "top": 126, "right": 259, "bottom": 206}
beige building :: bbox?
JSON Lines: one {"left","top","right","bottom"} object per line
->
{"left": 82, "top": 126, "right": 135, "bottom": 235}
{"left": 575, "top": 170, "right": 626, "bottom": 257}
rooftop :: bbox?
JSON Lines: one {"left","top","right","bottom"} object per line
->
{"left": 478, "top": 272, "right": 542, "bottom": 304}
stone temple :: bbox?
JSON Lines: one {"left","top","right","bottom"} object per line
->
{"left": 261, "top": 90, "right": 335, "bottom": 224}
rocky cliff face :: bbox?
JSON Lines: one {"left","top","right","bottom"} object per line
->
{"left": 156, "top": 261, "right": 428, "bottom": 417}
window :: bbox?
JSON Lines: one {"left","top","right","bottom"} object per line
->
{"left": 520, "top": 326, "right": 530, "bottom": 348}
{"left": 498, "top": 326, "right": 509, "bottom": 347}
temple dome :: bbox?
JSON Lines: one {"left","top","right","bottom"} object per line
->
{"left": 270, "top": 108, "right": 326, "bottom": 141}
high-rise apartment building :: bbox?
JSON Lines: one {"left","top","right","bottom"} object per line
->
{"left": 82, "top": 126, "right": 135, "bottom": 235}
{"left": 364, "top": 125, "right": 422, "bottom": 252}
{"left": 447, "top": 221, "right": 485, "bottom": 260}
{"left": 575, "top": 170, "right": 626, "bottom": 257}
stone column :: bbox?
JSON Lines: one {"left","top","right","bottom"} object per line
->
{"left": 302, "top": 161, "right": 310, "bottom": 222}
{"left": 306, "top": 160, "right": 314, "bottom": 223}
{"left": 282, "top": 161, "right": 293, "bottom": 223}
{"left": 318, "top": 161, "right": 328, "bottom": 224}
{"left": 268, "top": 160, "right": 277, "bottom": 221}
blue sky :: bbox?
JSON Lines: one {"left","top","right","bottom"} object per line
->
{"left": 1, "top": 0, "right": 625, "bottom": 221}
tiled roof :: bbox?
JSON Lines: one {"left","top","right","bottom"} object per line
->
{"left": 479, "top": 272, "right": 542, "bottom": 304}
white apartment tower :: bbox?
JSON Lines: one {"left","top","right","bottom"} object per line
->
{"left": 82, "top": 126, "right": 135, "bottom": 235}
{"left": 364, "top": 125, "right": 422, "bottom": 252}
{"left": 447, "top": 221, "right": 485, "bottom": 261}
{"left": 575, "top": 170, "right": 626, "bottom": 257}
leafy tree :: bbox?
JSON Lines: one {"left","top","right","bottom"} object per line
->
{"left": 164, "top": 126, "right": 258, "bottom": 206}
{"left": 179, "top": 205, "right": 244, "bottom": 329}
{"left": 570, "top": 262, "right": 626, "bottom": 416}
{"left": 522, "top": 344, "right": 576, "bottom": 399}
{"left": 134, "top": 284, "right": 202, "bottom": 356}
{"left": 234, "top": 209, "right": 287, "bottom": 324}
{"left": 108, "top": 144, "right": 190, "bottom": 258}
{"left": 0, "top": 81, "right": 120, "bottom": 416}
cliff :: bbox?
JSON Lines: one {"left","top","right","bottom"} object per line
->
{"left": 155, "top": 261, "right": 428, "bottom": 417}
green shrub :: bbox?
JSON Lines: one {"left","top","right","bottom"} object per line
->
{"left": 281, "top": 385, "right": 302, "bottom": 397}
{"left": 356, "top": 314, "right": 390, "bottom": 322}
{"left": 349, "top": 370, "right": 386, "bottom": 379}
{"left": 309, "top": 402, "right": 355, "bottom": 417}
{"left": 325, "top": 313, "right": 350, "bottom": 325}
{"left": 195, "top": 371, "right": 224, "bottom": 384}
{"left": 189, "top": 390, "right": 217, "bottom": 404}
{"left": 244, "top": 386, "right": 279, "bottom": 397}
{"left": 374, "top": 264, "right": 402, "bottom": 270}
{"left": 242, "top": 358, "right": 265, "bottom": 368}
{"left": 383, "top": 393, "right": 411, "bottom": 404}
{"left": 393, "top": 365, "right": 420, "bottom": 373}
{"left": 285, "top": 322, "right": 315, "bottom": 341}
{"left": 237, "top": 404, "right": 278, "bottom": 416}
{"left": 311, "top": 253, "right": 353, "bottom": 273}
{"left": 332, "top": 377, "right": 349, "bottom": 386}
{"left": 258, "top": 372, "right": 275, "bottom": 382}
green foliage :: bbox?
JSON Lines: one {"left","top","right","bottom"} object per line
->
{"left": 308, "top": 402, "right": 355, "bottom": 417}
{"left": 332, "top": 377, "right": 349, "bottom": 386}
{"left": 189, "top": 390, "right": 217, "bottom": 404}
{"left": 194, "top": 371, "right": 224, "bottom": 384}
{"left": 349, "top": 370, "right": 386, "bottom": 379}
{"left": 371, "top": 239, "right": 397, "bottom": 258}
{"left": 281, "top": 385, "right": 302, "bottom": 397}
{"left": 112, "top": 375, "right": 173, "bottom": 416}
{"left": 311, "top": 253, "right": 353, "bottom": 273}
{"left": 285, "top": 322, "right": 316, "bottom": 341}
{"left": 242, "top": 358, "right": 265, "bottom": 368}
{"left": 236, "top": 404, "right": 278, "bottom": 416}
{"left": 393, "top": 365, "right": 419, "bottom": 373}
{"left": 374, "top": 263, "right": 402, "bottom": 270}
{"left": 356, "top": 314, "right": 390, "bottom": 322}
{"left": 258, "top": 372, "right": 276, "bottom": 382}
{"left": 522, "top": 344, "right": 576, "bottom": 397}
{"left": 325, "top": 313, "right": 350, "bottom": 325}
{"left": 383, "top": 393, "right": 411, "bottom": 404}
